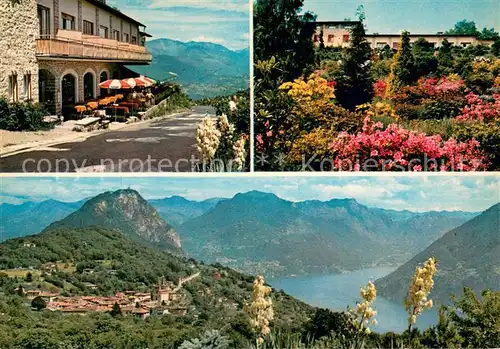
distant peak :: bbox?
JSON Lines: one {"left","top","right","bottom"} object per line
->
{"left": 234, "top": 191, "right": 280, "bottom": 200}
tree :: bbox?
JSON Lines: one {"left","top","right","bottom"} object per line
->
{"left": 25, "top": 272, "right": 33, "bottom": 283}
{"left": 31, "top": 296, "right": 46, "bottom": 311}
{"left": 477, "top": 27, "right": 499, "bottom": 40}
{"left": 110, "top": 302, "right": 122, "bottom": 317}
{"left": 445, "top": 20, "right": 478, "bottom": 36}
{"left": 438, "top": 38, "right": 454, "bottom": 75}
{"left": 254, "top": 0, "right": 317, "bottom": 83}
{"left": 302, "top": 308, "right": 355, "bottom": 341}
{"left": 386, "top": 31, "right": 414, "bottom": 95}
{"left": 335, "top": 5, "right": 374, "bottom": 110}
{"left": 442, "top": 288, "right": 500, "bottom": 348}
{"left": 319, "top": 28, "right": 325, "bottom": 49}
{"left": 411, "top": 38, "right": 438, "bottom": 78}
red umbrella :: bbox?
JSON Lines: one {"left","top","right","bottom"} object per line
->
{"left": 99, "top": 79, "right": 133, "bottom": 89}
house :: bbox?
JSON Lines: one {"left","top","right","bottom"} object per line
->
{"left": 313, "top": 21, "right": 494, "bottom": 49}
{"left": 1, "top": 0, "right": 152, "bottom": 116}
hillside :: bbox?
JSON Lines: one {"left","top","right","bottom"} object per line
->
{"left": 44, "top": 189, "right": 182, "bottom": 252}
{"left": 129, "top": 38, "right": 249, "bottom": 99}
{"left": 376, "top": 203, "right": 500, "bottom": 305}
{"left": 0, "top": 226, "right": 313, "bottom": 348}
{"left": 178, "top": 191, "right": 476, "bottom": 276}
{"left": 0, "top": 199, "right": 86, "bottom": 242}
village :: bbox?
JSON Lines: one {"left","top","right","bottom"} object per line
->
{"left": 17, "top": 273, "right": 202, "bottom": 319}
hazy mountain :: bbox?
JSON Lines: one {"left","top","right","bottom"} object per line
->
{"left": 129, "top": 38, "right": 249, "bottom": 99}
{"left": 44, "top": 189, "right": 181, "bottom": 252}
{"left": 376, "top": 203, "right": 500, "bottom": 305}
{"left": 178, "top": 191, "right": 476, "bottom": 277}
{"left": 0, "top": 199, "right": 86, "bottom": 242}
{"left": 149, "top": 196, "right": 224, "bottom": 227}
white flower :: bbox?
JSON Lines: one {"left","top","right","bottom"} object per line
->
{"left": 196, "top": 117, "right": 221, "bottom": 160}
{"left": 232, "top": 136, "right": 246, "bottom": 170}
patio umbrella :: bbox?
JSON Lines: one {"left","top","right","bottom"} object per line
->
{"left": 122, "top": 78, "right": 138, "bottom": 88}
{"left": 98, "top": 79, "right": 132, "bottom": 89}
{"left": 141, "top": 76, "right": 156, "bottom": 85}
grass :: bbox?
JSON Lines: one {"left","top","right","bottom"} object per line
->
{"left": 0, "top": 269, "right": 42, "bottom": 278}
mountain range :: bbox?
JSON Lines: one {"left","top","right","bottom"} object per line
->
{"left": 376, "top": 203, "right": 500, "bottom": 306}
{"left": 177, "top": 191, "right": 478, "bottom": 276}
{"left": 129, "top": 38, "right": 249, "bottom": 100}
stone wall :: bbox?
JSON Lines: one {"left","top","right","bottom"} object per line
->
{"left": 0, "top": 0, "right": 39, "bottom": 103}
{"left": 38, "top": 60, "right": 118, "bottom": 114}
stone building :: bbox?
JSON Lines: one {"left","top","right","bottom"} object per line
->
{"left": 313, "top": 21, "right": 495, "bottom": 49}
{"left": 0, "top": 0, "right": 152, "bottom": 115}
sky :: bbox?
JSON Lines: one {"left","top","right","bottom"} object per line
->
{"left": 0, "top": 175, "right": 498, "bottom": 212}
{"left": 303, "top": 0, "right": 499, "bottom": 34}
{"left": 106, "top": 0, "right": 249, "bottom": 50}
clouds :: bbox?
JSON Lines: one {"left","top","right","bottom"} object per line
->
{"left": 1, "top": 176, "right": 498, "bottom": 213}
{"left": 107, "top": 0, "right": 249, "bottom": 50}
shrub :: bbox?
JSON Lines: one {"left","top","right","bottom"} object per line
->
{"left": 329, "top": 116, "right": 488, "bottom": 171}
{"left": 0, "top": 98, "right": 52, "bottom": 131}
{"left": 456, "top": 92, "right": 500, "bottom": 122}
{"left": 453, "top": 120, "right": 500, "bottom": 170}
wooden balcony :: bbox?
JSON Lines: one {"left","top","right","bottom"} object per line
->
{"left": 36, "top": 31, "right": 152, "bottom": 64}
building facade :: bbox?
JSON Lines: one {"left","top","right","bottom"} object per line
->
{"left": 313, "top": 21, "right": 494, "bottom": 49}
{"left": 1, "top": 0, "right": 152, "bottom": 115}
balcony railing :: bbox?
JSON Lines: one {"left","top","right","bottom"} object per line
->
{"left": 36, "top": 33, "right": 152, "bottom": 63}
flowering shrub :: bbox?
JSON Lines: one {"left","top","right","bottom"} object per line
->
{"left": 245, "top": 275, "right": 274, "bottom": 346}
{"left": 279, "top": 74, "right": 335, "bottom": 117}
{"left": 373, "top": 79, "right": 387, "bottom": 98}
{"left": 456, "top": 92, "right": 500, "bottom": 122}
{"left": 329, "top": 117, "right": 487, "bottom": 171}
{"left": 196, "top": 115, "right": 248, "bottom": 171}
{"left": 350, "top": 281, "right": 377, "bottom": 335}
{"left": 405, "top": 257, "right": 437, "bottom": 328}
{"left": 196, "top": 117, "right": 221, "bottom": 161}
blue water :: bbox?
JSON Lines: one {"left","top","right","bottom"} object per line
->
{"left": 269, "top": 267, "right": 438, "bottom": 333}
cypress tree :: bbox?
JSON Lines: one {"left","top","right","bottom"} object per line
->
{"left": 387, "top": 31, "right": 414, "bottom": 95}
{"left": 438, "top": 38, "right": 454, "bottom": 75}
{"left": 335, "top": 5, "right": 374, "bottom": 110}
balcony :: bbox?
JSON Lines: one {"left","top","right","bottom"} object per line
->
{"left": 36, "top": 30, "right": 152, "bottom": 64}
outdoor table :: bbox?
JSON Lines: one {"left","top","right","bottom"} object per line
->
{"left": 75, "top": 105, "right": 87, "bottom": 118}
{"left": 87, "top": 101, "right": 98, "bottom": 110}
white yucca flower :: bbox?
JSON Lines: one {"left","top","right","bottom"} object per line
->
{"left": 196, "top": 117, "right": 221, "bottom": 160}
{"left": 232, "top": 136, "right": 246, "bottom": 170}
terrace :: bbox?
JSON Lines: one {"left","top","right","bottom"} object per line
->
{"left": 36, "top": 30, "right": 152, "bottom": 63}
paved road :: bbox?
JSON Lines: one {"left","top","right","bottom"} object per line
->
{"left": 0, "top": 106, "right": 216, "bottom": 173}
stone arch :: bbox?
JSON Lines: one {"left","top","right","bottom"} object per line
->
{"left": 99, "top": 68, "right": 110, "bottom": 97}
{"left": 83, "top": 68, "right": 97, "bottom": 100}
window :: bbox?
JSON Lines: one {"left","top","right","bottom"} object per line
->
{"left": 123, "top": 33, "right": 129, "bottom": 42}
{"left": 131, "top": 36, "right": 137, "bottom": 45}
{"left": 9, "top": 74, "right": 18, "bottom": 103}
{"left": 62, "top": 13, "right": 75, "bottom": 30}
{"left": 99, "top": 25, "right": 108, "bottom": 38}
{"left": 37, "top": 5, "right": 50, "bottom": 36}
{"left": 393, "top": 42, "right": 400, "bottom": 49}
{"left": 113, "top": 30, "right": 120, "bottom": 41}
{"left": 313, "top": 35, "right": 319, "bottom": 42}
{"left": 24, "top": 73, "right": 32, "bottom": 101}
{"left": 342, "top": 34, "right": 350, "bottom": 43}
{"left": 328, "top": 34, "right": 334, "bottom": 43}
{"left": 376, "top": 42, "right": 387, "bottom": 49}
{"left": 462, "top": 42, "right": 471, "bottom": 47}
{"left": 83, "top": 20, "right": 94, "bottom": 35}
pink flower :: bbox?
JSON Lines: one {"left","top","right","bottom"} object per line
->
{"left": 370, "top": 150, "right": 379, "bottom": 157}
{"left": 413, "top": 165, "right": 423, "bottom": 172}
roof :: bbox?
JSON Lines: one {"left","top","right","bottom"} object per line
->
{"left": 365, "top": 33, "right": 478, "bottom": 38}
{"left": 84, "top": 0, "right": 146, "bottom": 27}
{"left": 315, "top": 21, "right": 361, "bottom": 26}
{"left": 140, "top": 31, "right": 153, "bottom": 38}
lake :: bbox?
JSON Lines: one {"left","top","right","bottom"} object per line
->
{"left": 269, "top": 267, "right": 437, "bottom": 333}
